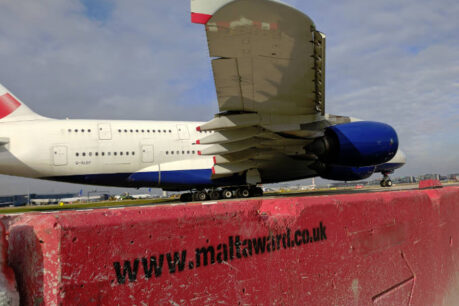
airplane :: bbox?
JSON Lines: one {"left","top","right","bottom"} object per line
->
{"left": 0, "top": 0, "right": 406, "bottom": 202}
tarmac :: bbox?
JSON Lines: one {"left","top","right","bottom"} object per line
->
{"left": 1, "top": 182, "right": 457, "bottom": 214}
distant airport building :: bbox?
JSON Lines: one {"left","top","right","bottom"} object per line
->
{"left": 0, "top": 193, "right": 77, "bottom": 207}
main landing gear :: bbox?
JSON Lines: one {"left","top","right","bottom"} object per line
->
{"left": 179, "top": 186, "right": 263, "bottom": 202}
{"left": 380, "top": 171, "right": 393, "bottom": 187}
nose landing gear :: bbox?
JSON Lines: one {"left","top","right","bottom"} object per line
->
{"left": 380, "top": 171, "right": 393, "bottom": 187}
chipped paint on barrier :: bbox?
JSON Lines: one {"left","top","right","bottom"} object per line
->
{"left": 1, "top": 187, "right": 459, "bottom": 305}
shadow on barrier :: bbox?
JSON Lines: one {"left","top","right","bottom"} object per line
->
{"left": 8, "top": 224, "right": 44, "bottom": 305}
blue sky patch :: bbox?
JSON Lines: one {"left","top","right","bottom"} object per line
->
{"left": 80, "top": 0, "right": 114, "bottom": 22}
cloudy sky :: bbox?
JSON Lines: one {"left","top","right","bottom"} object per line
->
{"left": 0, "top": 0, "right": 457, "bottom": 195}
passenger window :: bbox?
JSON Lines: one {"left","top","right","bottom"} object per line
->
{"left": 118, "top": 129, "right": 121, "bottom": 132}
{"left": 136, "top": 129, "right": 139, "bottom": 133}
{"left": 130, "top": 129, "right": 133, "bottom": 133}
{"left": 176, "top": 151, "right": 179, "bottom": 154}
{"left": 147, "top": 130, "right": 150, "bottom": 133}
{"left": 187, "top": 151, "right": 190, "bottom": 154}
{"left": 124, "top": 129, "right": 127, "bottom": 133}
{"left": 132, "top": 151, "right": 135, "bottom": 155}
{"left": 192, "top": 151, "right": 195, "bottom": 154}
{"left": 171, "top": 151, "right": 174, "bottom": 155}
{"left": 95, "top": 152, "right": 99, "bottom": 156}
{"left": 75, "top": 153, "right": 79, "bottom": 157}
{"left": 74, "top": 129, "right": 78, "bottom": 133}
{"left": 114, "top": 152, "right": 117, "bottom": 156}
{"left": 169, "top": 130, "right": 172, "bottom": 133}
{"left": 126, "top": 152, "right": 129, "bottom": 156}
{"left": 89, "top": 152, "right": 92, "bottom": 156}
{"left": 82, "top": 152, "right": 86, "bottom": 156}
{"left": 108, "top": 152, "right": 111, "bottom": 156}
{"left": 120, "top": 152, "right": 123, "bottom": 156}
{"left": 88, "top": 129, "right": 91, "bottom": 133}
{"left": 102, "top": 152, "right": 105, "bottom": 156}
{"left": 141, "top": 130, "right": 144, "bottom": 133}
{"left": 68, "top": 129, "right": 72, "bottom": 133}
{"left": 182, "top": 151, "right": 185, "bottom": 154}
{"left": 81, "top": 129, "right": 85, "bottom": 132}
{"left": 163, "top": 130, "right": 166, "bottom": 133}
{"left": 166, "top": 151, "right": 169, "bottom": 155}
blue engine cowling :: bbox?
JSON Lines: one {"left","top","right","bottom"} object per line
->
{"left": 319, "top": 165, "right": 376, "bottom": 181}
{"left": 307, "top": 121, "right": 398, "bottom": 167}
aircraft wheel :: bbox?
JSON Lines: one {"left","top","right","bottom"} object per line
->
{"left": 252, "top": 187, "right": 263, "bottom": 197}
{"left": 380, "top": 180, "right": 387, "bottom": 187}
{"left": 386, "top": 180, "right": 393, "bottom": 187}
{"left": 238, "top": 187, "right": 250, "bottom": 198}
{"left": 196, "top": 191, "right": 207, "bottom": 201}
{"left": 209, "top": 190, "right": 220, "bottom": 200}
{"left": 180, "top": 193, "right": 192, "bottom": 202}
{"left": 222, "top": 189, "right": 233, "bottom": 199}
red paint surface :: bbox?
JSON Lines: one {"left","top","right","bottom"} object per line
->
{"left": 191, "top": 12, "right": 213, "bottom": 24}
{"left": 0, "top": 93, "right": 21, "bottom": 119}
{"left": 419, "top": 179, "right": 442, "bottom": 189}
{"left": 3, "top": 187, "right": 459, "bottom": 305}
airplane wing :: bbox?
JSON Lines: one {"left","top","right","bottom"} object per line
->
{"left": 192, "top": 0, "right": 350, "bottom": 182}
{"left": 198, "top": 0, "right": 326, "bottom": 116}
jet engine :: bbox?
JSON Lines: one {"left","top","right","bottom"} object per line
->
{"left": 318, "top": 164, "right": 375, "bottom": 181}
{"left": 307, "top": 121, "right": 398, "bottom": 167}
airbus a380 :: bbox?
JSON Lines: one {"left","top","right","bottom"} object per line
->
{"left": 0, "top": 0, "right": 406, "bottom": 202}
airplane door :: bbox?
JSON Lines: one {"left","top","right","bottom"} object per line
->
{"left": 98, "top": 123, "right": 112, "bottom": 140}
{"left": 177, "top": 124, "right": 189, "bottom": 140}
{"left": 141, "top": 145, "right": 154, "bottom": 163}
{"left": 52, "top": 146, "right": 67, "bottom": 166}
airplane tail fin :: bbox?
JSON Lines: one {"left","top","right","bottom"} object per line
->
{"left": 191, "top": 0, "right": 234, "bottom": 24}
{"left": 0, "top": 83, "right": 45, "bottom": 122}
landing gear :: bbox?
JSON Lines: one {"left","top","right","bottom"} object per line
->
{"left": 380, "top": 171, "right": 393, "bottom": 187}
{"left": 178, "top": 186, "right": 264, "bottom": 202}
{"left": 236, "top": 187, "right": 250, "bottom": 198}
{"left": 209, "top": 190, "right": 220, "bottom": 200}
{"left": 192, "top": 191, "right": 208, "bottom": 201}
{"left": 179, "top": 193, "right": 192, "bottom": 202}
{"left": 221, "top": 189, "right": 233, "bottom": 199}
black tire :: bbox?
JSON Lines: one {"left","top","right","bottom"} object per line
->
{"left": 252, "top": 187, "right": 263, "bottom": 197}
{"left": 209, "top": 190, "right": 220, "bottom": 200}
{"left": 222, "top": 189, "right": 233, "bottom": 199}
{"left": 380, "top": 180, "right": 386, "bottom": 187}
{"left": 180, "top": 193, "right": 192, "bottom": 202}
{"left": 386, "top": 180, "right": 392, "bottom": 187}
{"left": 239, "top": 188, "right": 250, "bottom": 198}
{"left": 197, "top": 191, "right": 207, "bottom": 201}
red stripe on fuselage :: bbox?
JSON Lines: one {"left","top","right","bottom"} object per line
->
{"left": 0, "top": 93, "right": 21, "bottom": 119}
{"left": 191, "top": 12, "right": 212, "bottom": 24}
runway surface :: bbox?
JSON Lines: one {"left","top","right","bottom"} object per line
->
{"left": 1, "top": 182, "right": 457, "bottom": 214}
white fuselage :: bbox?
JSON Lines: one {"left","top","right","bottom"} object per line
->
{"left": 0, "top": 119, "right": 218, "bottom": 185}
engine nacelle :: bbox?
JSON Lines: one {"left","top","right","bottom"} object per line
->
{"left": 320, "top": 165, "right": 376, "bottom": 181}
{"left": 307, "top": 121, "right": 398, "bottom": 167}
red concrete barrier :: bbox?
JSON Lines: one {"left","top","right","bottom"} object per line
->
{"left": 419, "top": 179, "right": 442, "bottom": 189}
{"left": 2, "top": 187, "right": 459, "bottom": 305}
